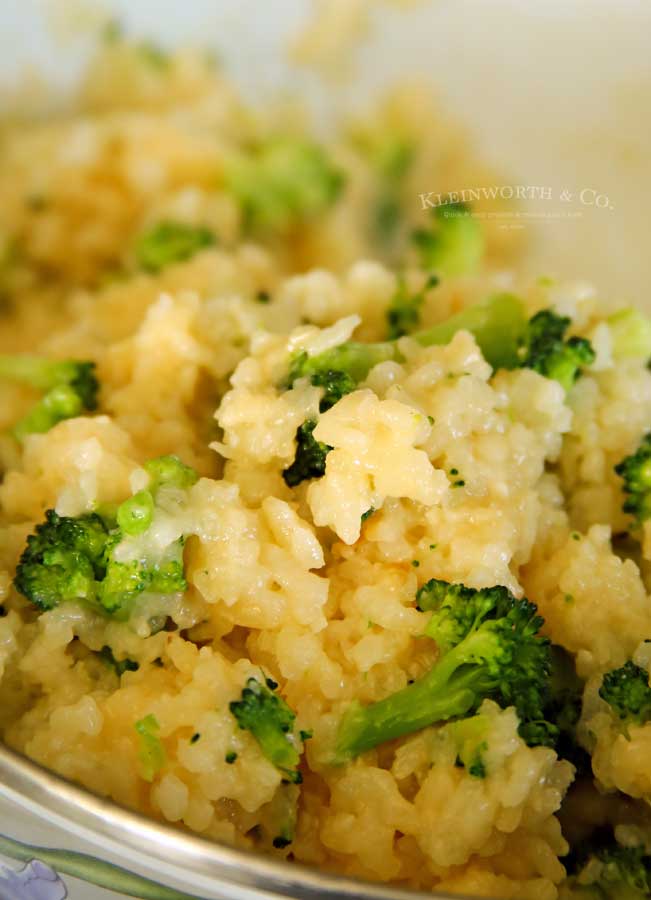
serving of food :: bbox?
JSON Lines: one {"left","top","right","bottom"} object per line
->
{"left": 2, "top": 22, "right": 651, "bottom": 900}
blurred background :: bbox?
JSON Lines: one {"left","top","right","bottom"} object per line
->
{"left": 2, "top": 0, "right": 650, "bottom": 305}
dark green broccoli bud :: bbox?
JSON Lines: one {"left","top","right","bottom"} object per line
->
{"left": 385, "top": 274, "right": 439, "bottom": 341}
{"left": 98, "top": 645, "right": 139, "bottom": 676}
{"left": 135, "top": 714, "right": 166, "bottom": 782}
{"left": 600, "top": 660, "right": 651, "bottom": 728}
{"left": 518, "top": 645, "right": 591, "bottom": 768}
{"left": 224, "top": 139, "right": 345, "bottom": 234}
{"left": 517, "top": 309, "right": 595, "bottom": 392}
{"left": 288, "top": 352, "right": 356, "bottom": 412}
{"left": 13, "top": 509, "right": 188, "bottom": 617}
{"left": 99, "top": 534, "right": 187, "bottom": 617}
{"left": 615, "top": 434, "right": 651, "bottom": 526}
{"left": 608, "top": 308, "right": 651, "bottom": 361}
{"left": 229, "top": 677, "right": 303, "bottom": 783}
{"left": 567, "top": 831, "right": 651, "bottom": 898}
{"left": 282, "top": 420, "right": 331, "bottom": 488}
{"left": 13, "top": 454, "right": 196, "bottom": 617}
{"left": 287, "top": 292, "right": 527, "bottom": 392}
{"left": 334, "top": 578, "right": 552, "bottom": 763}
{"left": 14, "top": 510, "right": 110, "bottom": 611}
{"left": 0, "top": 355, "right": 99, "bottom": 440}
{"left": 272, "top": 835, "right": 292, "bottom": 849}
{"left": 135, "top": 221, "right": 216, "bottom": 273}
{"left": 310, "top": 369, "right": 356, "bottom": 412}
{"left": 411, "top": 202, "right": 484, "bottom": 277}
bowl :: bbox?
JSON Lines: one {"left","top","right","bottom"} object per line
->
{"left": 1, "top": 2, "right": 650, "bottom": 898}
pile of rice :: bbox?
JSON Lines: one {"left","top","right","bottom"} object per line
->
{"left": 1, "top": 35, "right": 651, "bottom": 900}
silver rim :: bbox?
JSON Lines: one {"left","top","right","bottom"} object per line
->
{"left": 0, "top": 742, "right": 467, "bottom": 900}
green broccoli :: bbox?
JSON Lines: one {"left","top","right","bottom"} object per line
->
{"left": 224, "top": 138, "right": 345, "bottom": 234}
{"left": 447, "top": 713, "right": 490, "bottom": 777}
{"left": 615, "top": 435, "right": 651, "bottom": 526}
{"left": 135, "top": 714, "right": 166, "bottom": 782}
{"left": 144, "top": 453, "right": 199, "bottom": 492}
{"left": 13, "top": 455, "right": 197, "bottom": 617}
{"left": 599, "top": 660, "right": 651, "bottom": 729}
{"left": 135, "top": 221, "right": 216, "bottom": 273}
{"left": 385, "top": 274, "right": 439, "bottom": 340}
{"left": 288, "top": 292, "right": 527, "bottom": 394}
{"left": 537, "top": 645, "right": 591, "bottom": 772}
{"left": 366, "top": 136, "right": 415, "bottom": 249}
{"left": 136, "top": 41, "right": 170, "bottom": 70}
{"left": 411, "top": 202, "right": 484, "bottom": 277}
{"left": 99, "top": 532, "right": 187, "bottom": 616}
{"left": 608, "top": 308, "right": 651, "bottom": 361}
{"left": 288, "top": 357, "right": 356, "bottom": 413}
{"left": 334, "top": 578, "right": 552, "bottom": 763}
{"left": 517, "top": 309, "right": 595, "bottom": 392}
{"left": 282, "top": 420, "right": 331, "bottom": 488}
{"left": 14, "top": 510, "right": 110, "bottom": 611}
{"left": 0, "top": 354, "right": 99, "bottom": 440}
{"left": 229, "top": 677, "right": 303, "bottom": 783}
{"left": 567, "top": 832, "right": 651, "bottom": 898}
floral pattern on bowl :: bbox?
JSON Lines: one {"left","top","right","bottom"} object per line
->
{"left": 0, "top": 859, "right": 67, "bottom": 900}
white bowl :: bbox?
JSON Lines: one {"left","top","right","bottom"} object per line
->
{"left": 1, "top": 3, "right": 650, "bottom": 899}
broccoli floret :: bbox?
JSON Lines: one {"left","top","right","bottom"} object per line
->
{"left": 135, "top": 714, "right": 166, "bottom": 782}
{"left": 224, "top": 138, "right": 345, "bottom": 234}
{"left": 615, "top": 435, "right": 651, "bottom": 526}
{"left": 282, "top": 420, "right": 331, "bottom": 488}
{"left": 534, "top": 645, "right": 591, "bottom": 771}
{"left": 334, "top": 578, "right": 552, "bottom": 763}
{"left": 0, "top": 354, "right": 99, "bottom": 440}
{"left": 288, "top": 355, "right": 356, "bottom": 413}
{"left": 608, "top": 308, "right": 651, "bottom": 361}
{"left": 99, "top": 534, "right": 187, "bottom": 616}
{"left": 135, "top": 221, "right": 216, "bottom": 273}
{"left": 385, "top": 274, "right": 439, "bottom": 340}
{"left": 411, "top": 202, "right": 484, "bottom": 277}
{"left": 13, "top": 455, "right": 196, "bottom": 617}
{"left": 229, "top": 677, "right": 303, "bottom": 783}
{"left": 13, "top": 510, "right": 110, "bottom": 611}
{"left": 568, "top": 832, "right": 651, "bottom": 898}
{"left": 599, "top": 660, "right": 651, "bottom": 729}
{"left": 517, "top": 309, "right": 595, "bottom": 392}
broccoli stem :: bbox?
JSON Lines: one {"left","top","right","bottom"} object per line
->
{"left": 334, "top": 630, "right": 498, "bottom": 763}
{"left": 13, "top": 386, "right": 83, "bottom": 442}
{"left": 0, "top": 354, "right": 99, "bottom": 440}
{"left": 0, "top": 354, "right": 78, "bottom": 390}
{"left": 412, "top": 292, "right": 526, "bottom": 369}
{"left": 299, "top": 293, "right": 526, "bottom": 384}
